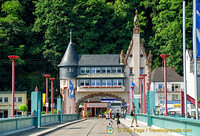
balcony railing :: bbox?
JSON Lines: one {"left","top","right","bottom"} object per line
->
{"left": 77, "top": 86, "right": 125, "bottom": 92}
{"left": 156, "top": 88, "right": 183, "bottom": 93}
{"left": 81, "top": 86, "right": 122, "bottom": 88}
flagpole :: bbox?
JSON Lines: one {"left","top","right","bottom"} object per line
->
{"left": 183, "top": 1, "right": 187, "bottom": 118}
{"left": 193, "top": 0, "right": 199, "bottom": 120}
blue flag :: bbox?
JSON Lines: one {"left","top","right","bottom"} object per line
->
{"left": 131, "top": 82, "right": 135, "bottom": 87}
{"left": 69, "top": 80, "right": 74, "bottom": 98}
{"left": 197, "top": 0, "right": 200, "bottom": 57}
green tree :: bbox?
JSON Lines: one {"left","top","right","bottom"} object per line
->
{"left": 19, "top": 104, "right": 28, "bottom": 115}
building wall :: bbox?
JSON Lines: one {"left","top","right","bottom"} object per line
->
{"left": 0, "top": 92, "right": 27, "bottom": 117}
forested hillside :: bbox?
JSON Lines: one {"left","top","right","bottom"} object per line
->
{"left": 0, "top": 0, "right": 193, "bottom": 97}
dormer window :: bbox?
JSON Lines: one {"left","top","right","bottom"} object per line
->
{"left": 67, "top": 67, "right": 73, "bottom": 72}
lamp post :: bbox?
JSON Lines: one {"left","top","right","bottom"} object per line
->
{"left": 160, "top": 54, "right": 170, "bottom": 116}
{"left": 127, "top": 91, "right": 129, "bottom": 113}
{"left": 8, "top": 55, "right": 19, "bottom": 117}
{"left": 141, "top": 74, "right": 147, "bottom": 114}
{"left": 138, "top": 77, "right": 143, "bottom": 113}
{"left": 64, "top": 87, "right": 68, "bottom": 114}
{"left": 49, "top": 78, "right": 55, "bottom": 114}
{"left": 44, "top": 74, "right": 50, "bottom": 114}
{"left": 131, "top": 86, "right": 134, "bottom": 108}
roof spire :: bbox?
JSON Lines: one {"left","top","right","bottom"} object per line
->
{"left": 70, "top": 30, "right": 72, "bottom": 43}
{"left": 134, "top": 10, "right": 139, "bottom": 28}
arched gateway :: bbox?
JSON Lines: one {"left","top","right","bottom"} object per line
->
{"left": 58, "top": 18, "right": 152, "bottom": 116}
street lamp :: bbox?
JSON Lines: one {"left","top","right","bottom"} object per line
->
{"left": 49, "top": 78, "right": 55, "bottom": 114}
{"left": 141, "top": 74, "right": 147, "bottom": 114}
{"left": 138, "top": 77, "right": 143, "bottom": 113}
{"left": 127, "top": 91, "right": 129, "bottom": 113}
{"left": 44, "top": 74, "right": 50, "bottom": 114}
{"left": 64, "top": 86, "right": 68, "bottom": 114}
{"left": 8, "top": 55, "right": 19, "bottom": 117}
{"left": 131, "top": 86, "right": 135, "bottom": 109}
{"left": 160, "top": 54, "right": 170, "bottom": 116}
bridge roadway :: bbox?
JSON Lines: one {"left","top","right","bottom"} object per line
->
{"left": 48, "top": 118, "right": 136, "bottom": 136}
{"left": 11, "top": 118, "right": 138, "bottom": 136}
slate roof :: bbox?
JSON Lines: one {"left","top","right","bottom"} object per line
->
{"left": 78, "top": 54, "right": 121, "bottom": 66}
{"left": 77, "top": 73, "right": 125, "bottom": 78}
{"left": 58, "top": 42, "right": 78, "bottom": 67}
{"left": 151, "top": 67, "right": 183, "bottom": 82}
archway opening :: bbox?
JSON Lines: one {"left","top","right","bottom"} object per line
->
{"left": 75, "top": 93, "right": 126, "bottom": 118}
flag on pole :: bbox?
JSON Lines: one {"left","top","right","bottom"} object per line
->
{"left": 69, "top": 80, "right": 74, "bottom": 98}
{"left": 197, "top": 0, "right": 200, "bottom": 57}
{"left": 131, "top": 82, "right": 135, "bottom": 88}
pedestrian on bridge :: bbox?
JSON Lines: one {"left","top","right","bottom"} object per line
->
{"left": 131, "top": 106, "right": 138, "bottom": 127}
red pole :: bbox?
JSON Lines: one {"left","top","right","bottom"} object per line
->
{"left": 12, "top": 60, "right": 15, "bottom": 117}
{"left": 141, "top": 74, "right": 147, "bottom": 114}
{"left": 140, "top": 79, "right": 143, "bottom": 113}
{"left": 64, "top": 87, "right": 68, "bottom": 114}
{"left": 127, "top": 91, "right": 129, "bottom": 113}
{"left": 164, "top": 59, "right": 168, "bottom": 116}
{"left": 49, "top": 78, "right": 55, "bottom": 114}
{"left": 44, "top": 74, "right": 50, "bottom": 114}
{"left": 139, "top": 77, "right": 143, "bottom": 113}
{"left": 160, "top": 54, "right": 170, "bottom": 116}
{"left": 131, "top": 87, "right": 134, "bottom": 106}
{"left": 8, "top": 55, "right": 19, "bottom": 117}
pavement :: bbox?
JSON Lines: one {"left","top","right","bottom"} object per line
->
{"left": 8, "top": 117, "right": 183, "bottom": 136}
{"left": 120, "top": 118, "right": 182, "bottom": 136}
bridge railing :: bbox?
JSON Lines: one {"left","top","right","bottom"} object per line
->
{"left": 0, "top": 113, "right": 79, "bottom": 135}
{"left": 0, "top": 116, "right": 36, "bottom": 134}
{"left": 41, "top": 114, "right": 60, "bottom": 126}
{"left": 127, "top": 113, "right": 200, "bottom": 136}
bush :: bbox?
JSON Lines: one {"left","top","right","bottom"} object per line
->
{"left": 41, "top": 111, "right": 46, "bottom": 114}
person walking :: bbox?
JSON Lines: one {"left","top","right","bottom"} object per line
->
{"left": 123, "top": 108, "right": 127, "bottom": 119}
{"left": 131, "top": 106, "right": 138, "bottom": 127}
{"left": 116, "top": 109, "right": 120, "bottom": 128}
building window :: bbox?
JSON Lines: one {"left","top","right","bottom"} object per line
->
{"left": 172, "top": 94, "right": 180, "bottom": 101}
{"left": 102, "top": 79, "right": 112, "bottom": 86}
{"left": 118, "top": 79, "right": 123, "bottom": 86}
{"left": 0, "top": 97, "right": 2, "bottom": 102}
{"left": 18, "top": 97, "right": 22, "bottom": 102}
{"left": 129, "top": 68, "right": 133, "bottom": 75}
{"left": 140, "top": 68, "right": 144, "bottom": 74}
{"left": 113, "top": 79, "right": 118, "bottom": 86}
{"left": 91, "top": 80, "right": 101, "bottom": 86}
{"left": 80, "top": 79, "right": 90, "bottom": 86}
{"left": 158, "top": 94, "right": 164, "bottom": 100}
{"left": 102, "top": 67, "right": 106, "bottom": 73}
{"left": 4, "top": 97, "right": 8, "bottom": 102}
{"left": 172, "top": 84, "right": 180, "bottom": 91}
{"left": 96, "top": 80, "right": 101, "bottom": 86}
{"left": 117, "top": 67, "right": 122, "bottom": 73}
{"left": 14, "top": 97, "right": 16, "bottom": 102}
{"left": 107, "top": 67, "right": 111, "bottom": 73}
{"left": 91, "top": 67, "right": 96, "bottom": 73}
{"left": 158, "top": 84, "right": 163, "bottom": 91}
{"left": 96, "top": 68, "right": 101, "bottom": 73}
{"left": 80, "top": 67, "right": 90, "bottom": 74}
{"left": 112, "top": 67, "right": 117, "bottom": 73}
{"left": 91, "top": 80, "right": 95, "bottom": 86}
{"left": 66, "top": 67, "right": 73, "bottom": 72}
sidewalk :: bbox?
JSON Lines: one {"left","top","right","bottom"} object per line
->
{"left": 8, "top": 118, "right": 86, "bottom": 136}
{"left": 120, "top": 118, "right": 182, "bottom": 136}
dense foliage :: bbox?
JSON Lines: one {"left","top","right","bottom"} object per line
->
{"left": 0, "top": 0, "right": 193, "bottom": 97}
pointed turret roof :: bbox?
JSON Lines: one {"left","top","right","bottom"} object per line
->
{"left": 58, "top": 31, "right": 78, "bottom": 67}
